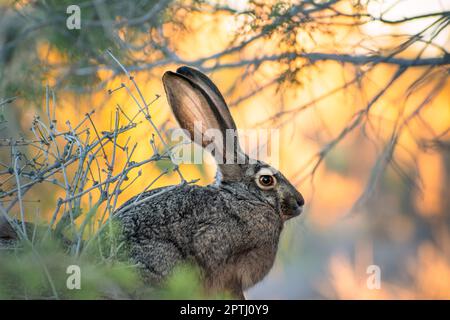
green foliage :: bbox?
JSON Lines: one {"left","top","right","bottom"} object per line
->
{"left": 0, "top": 233, "right": 220, "bottom": 299}
{"left": 0, "top": 206, "right": 222, "bottom": 299}
{"left": 157, "top": 264, "right": 232, "bottom": 300}
{"left": 0, "top": 0, "right": 175, "bottom": 96}
{"left": 0, "top": 238, "right": 140, "bottom": 299}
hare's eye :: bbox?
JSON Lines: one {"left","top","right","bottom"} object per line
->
{"left": 257, "top": 175, "right": 276, "bottom": 190}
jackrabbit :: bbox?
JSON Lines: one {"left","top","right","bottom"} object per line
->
{"left": 114, "top": 66, "right": 305, "bottom": 299}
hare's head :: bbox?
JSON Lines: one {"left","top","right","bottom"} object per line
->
{"left": 163, "top": 66, "right": 304, "bottom": 221}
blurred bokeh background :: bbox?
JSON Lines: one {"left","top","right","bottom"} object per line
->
{"left": 0, "top": 0, "right": 449, "bottom": 299}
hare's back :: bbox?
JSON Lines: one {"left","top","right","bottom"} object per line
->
{"left": 114, "top": 184, "right": 227, "bottom": 240}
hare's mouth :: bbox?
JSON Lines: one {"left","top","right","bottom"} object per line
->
{"left": 283, "top": 203, "right": 303, "bottom": 220}
{"left": 293, "top": 205, "right": 303, "bottom": 216}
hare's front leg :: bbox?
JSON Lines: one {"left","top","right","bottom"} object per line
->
{"left": 230, "top": 285, "right": 246, "bottom": 300}
{"left": 193, "top": 222, "right": 251, "bottom": 299}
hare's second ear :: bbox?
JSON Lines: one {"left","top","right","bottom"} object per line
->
{"left": 163, "top": 71, "right": 229, "bottom": 154}
{"left": 175, "top": 66, "right": 237, "bottom": 131}
{"left": 163, "top": 70, "right": 248, "bottom": 181}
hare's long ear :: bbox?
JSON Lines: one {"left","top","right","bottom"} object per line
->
{"left": 175, "top": 66, "right": 237, "bottom": 132}
{"left": 163, "top": 70, "right": 246, "bottom": 181}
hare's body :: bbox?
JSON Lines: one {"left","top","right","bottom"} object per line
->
{"left": 0, "top": 66, "right": 305, "bottom": 299}
{"left": 117, "top": 181, "right": 283, "bottom": 298}
{"left": 114, "top": 66, "right": 304, "bottom": 299}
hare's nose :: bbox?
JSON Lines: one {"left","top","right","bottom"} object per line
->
{"left": 297, "top": 195, "right": 305, "bottom": 207}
